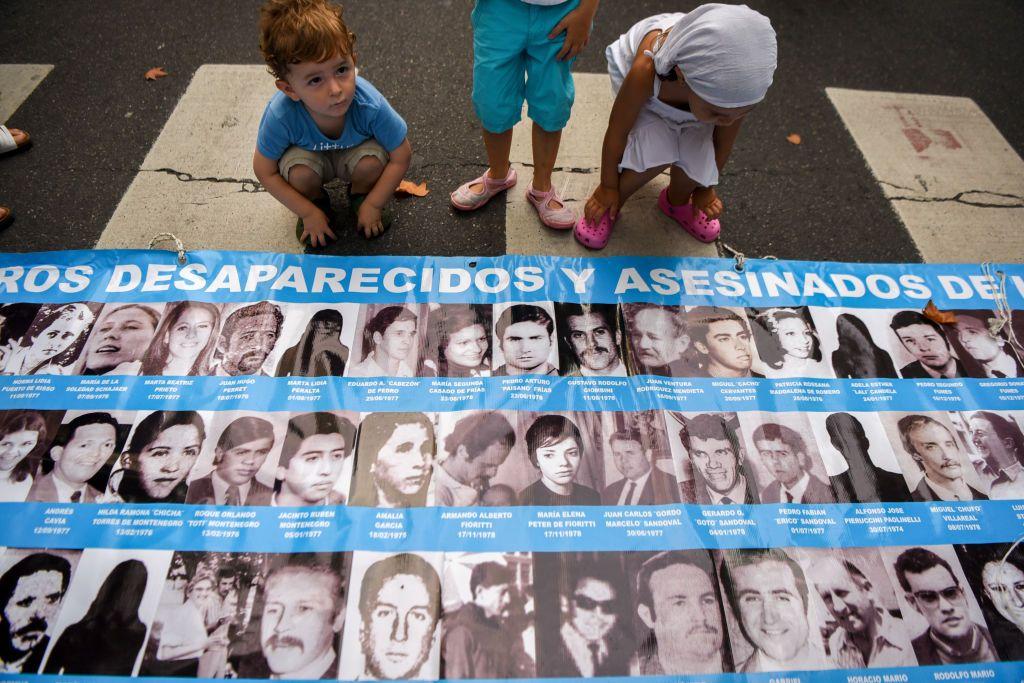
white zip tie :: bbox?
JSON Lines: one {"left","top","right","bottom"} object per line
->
{"left": 720, "top": 242, "right": 776, "bottom": 273}
{"left": 149, "top": 232, "right": 188, "bottom": 265}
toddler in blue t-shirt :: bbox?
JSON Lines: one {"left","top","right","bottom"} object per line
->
{"left": 254, "top": 0, "right": 412, "bottom": 246}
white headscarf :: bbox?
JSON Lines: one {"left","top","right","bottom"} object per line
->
{"left": 648, "top": 4, "right": 777, "bottom": 109}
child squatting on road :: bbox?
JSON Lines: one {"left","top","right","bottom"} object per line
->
{"left": 577, "top": 4, "right": 777, "bottom": 250}
{"left": 451, "top": 0, "right": 599, "bottom": 230}
{"left": 253, "top": 0, "right": 412, "bottom": 247}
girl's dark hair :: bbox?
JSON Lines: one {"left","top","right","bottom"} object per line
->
{"left": 0, "top": 410, "right": 49, "bottom": 483}
{"left": 139, "top": 301, "right": 221, "bottom": 376}
{"left": 831, "top": 314, "right": 899, "bottom": 379}
{"left": 82, "top": 559, "right": 148, "bottom": 625}
{"left": 422, "top": 305, "right": 490, "bottom": 376}
{"left": 125, "top": 411, "right": 206, "bottom": 463}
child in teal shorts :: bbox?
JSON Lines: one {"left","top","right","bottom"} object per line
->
{"left": 451, "top": 0, "right": 598, "bottom": 229}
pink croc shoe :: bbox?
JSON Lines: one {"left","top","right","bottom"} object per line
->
{"left": 658, "top": 187, "right": 720, "bottom": 243}
{"left": 574, "top": 211, "right": 617, "bottom": 250}
{"left": 525, "top": 186, "right": 575, "bottom": 229}
{"left": 450, "top": 168, "right": 518, "bottom": 211}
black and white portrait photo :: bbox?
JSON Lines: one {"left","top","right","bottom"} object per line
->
{"left": 273, "top": 304, "right": 357, "bottom": 378}
{"left": 492, "top": 303, "right": 559, "bottom": 376}
{"left": 0, "top": 410, "right": 63, "bottom": 503}
{"left": 533, "top": 552, "right": 633, "bottom": 678}
{"left": 41, "top": 549, "right": 170, "bottom": 676}
{"left": 823, "top": 310, "right": 900, "bottom": 379}
{"left": 0, "top": 303, "right": 44, "bottom": 371}
{"left": 666, "top": 412, "right": 760, "bottom": 505}
{"left": 272, "top": 411, "right": 357, "bottom": 506}
{"left": 955, "top": 542, "right": 1024, "bottom": 661}
{"left": 717, "top": 547, "right": 829, "bottom": 672}
{"left": 347, "top": 305, "right": 423, "bottom": 378}
{"left": 803, "top": 547, "right": 917, "bottom": 668}
{"left": 26, "top": 410, "right": 132, "bottom": 504}
{"left": 433, "top": 411, "right": 516, "bottom": 507}
{"left": 441, "top": 553, "right": 534, "bottom": 679}
{"left": 622, "top": 303, "right": 691, "bottom": 377}
{"left": 882, "top": 545, "right": 998, "bottom": 665}
{"left": 963, "top": 410, "right": 1024, "bottom": 499}
{"left": 109, "top": 410, "right": 209, "bottom": 504}
{"left": 881, "top": 412, "right": 991, "bottom": 502}
{"left": 139, "top": 301, "right": 222, "bottom": 377}
{"left": 516, "top": 413, "right": 602, "bottom": 506}
{"left": 688, "top": 306, "right": 764, "bottom": 379}
{"left": 349, "top": 412, "right": 435, "bottom": 507}
{"left": 947, "top": 310, "right": 1024, "bottom": 379}
{"left": 186, "top": 412, "right": 288, "bottom": 506}
{"left": 0, "top": 549, "right": 80, "bottom": 673}
{"left": 740, "top": 412, "right": 837, "bottom": 504}
{"left": 888, "top": 310, "right": 966, "bottom": 379}
{"left": 598, "top": 411, "right": 679, "bottom": 505}
{"left": 210, "top": 301, "right": 284, "bottom": 377}
{"left": 0, "top": 303, "right": 99, "bottom": 376}
{"left": 748, "top": 306, "right": 831, "bottom": 378}
{"left": 419, "top": 304, "right": 492, "bottom": 378}
{"left": 81, "top": 303, "right": 164, "bottom": 376}
{"left": 555, "top": 303, "right": 627, "bottom": 377}
{"left": 631, "top": 550, "right": 732, "bottom": 675}
{"left": 807, "top": 411, "right": 912, "bottom": 503}
{"left": 340, "top": 551, "right": 443, "bottom": 680}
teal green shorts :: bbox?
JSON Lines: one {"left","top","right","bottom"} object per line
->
{"left": 471, "top": 0, "right": 580, "bottom": 133}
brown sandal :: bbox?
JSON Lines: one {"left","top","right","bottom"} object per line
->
{"left": 0, "top": 126, "right": 31, "bottom": 155}
{"left": 0, "top": 206, "right": 14, "bottom": 230}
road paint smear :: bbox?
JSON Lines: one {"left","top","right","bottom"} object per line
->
{"left": 505, "top": 73, "right": 718, "bottom": 258}
{"left": 828, "top": 88, "right": 1024, "bottom": 264}
{"left": 0, "top": 64, "right": 53, "bottom": 123}
{"left": 98, "top": 65, "right": 301, "bottom": 254}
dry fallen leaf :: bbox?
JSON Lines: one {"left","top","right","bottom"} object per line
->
{"left": 396, "top": 179, "right": 429, "bottom": 197}
{"left": 145, "top": 67, "right": 168, "bottom": 81}
{"left": 786, "top": 133, "right": 802, "bottom": 145}
{"left": 923, "top": 300, "right": 957, "bottom": 325}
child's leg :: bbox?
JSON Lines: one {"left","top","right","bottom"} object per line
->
{"left": 349, "top": 155, "right": 385, "bottom": 195}
{"left": 467, "top": 129, "right": 514, "bottom": 193}
{"left": 531, "top": 124, "right": 561, "bottom": 194}
{"left": 618, "top": 165, "right": 671, "bottom": 204}
{"left": 666, "top": 166, "right": 699, "bottom": 206}
{"left": 287, "top": 164, "right": 324, "bottom": 200}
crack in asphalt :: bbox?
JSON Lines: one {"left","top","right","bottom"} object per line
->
{"left": 879, "top": 182, "right": 1024, "bottom": 209}
{"left": 147, "top": 167, "right": 265, "bottom": 193}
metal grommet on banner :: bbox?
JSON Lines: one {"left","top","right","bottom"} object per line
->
{"left": 149, "top": 232, "right": 188, "bottom": 265}
{"left": 720, "top": 242, "right": 777, "bottom": 273}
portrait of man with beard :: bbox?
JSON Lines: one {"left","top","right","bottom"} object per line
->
{"left": 212, "top": 302, "right": 283, "bottom": 377}
{"left": 349, "top": 413, "right": 435, "bottom": 507}
{"left": 631, "top": 550, "right": 732, "bottom": 675}
{"left": 0, "top": 553, "right": 72, "bottom": 673}
{"left": 353, "top": 553, "right": 441, "bottom": 680}
{"left": 235, "top": 563, "right": 345, "bottom": 680}
{"left": 555, "top": 303, "right": 627, "bottom": 377}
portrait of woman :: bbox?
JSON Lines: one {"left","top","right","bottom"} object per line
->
{"left": 0, "top": 303, "right": 95, "bottom": 375}
{"left": 968, "top": 411, "right": 1024, "bottom": 499}
{"left": 43, "top": 559, "right": 149, "bottom": 675}
{"left": 275, "top": 308, "right": 348, "bottom": 377}
{"left": 0, "top": 410, "right": 50, "bottom": 502}
{"left": 153, "top": 574, "right": 228, "bottom": 677}
{"left": 830, "top": 313, "right": 899, "bottom": 379}
{"left": 113, "top": 411, "right": 206, "bottom": 504}
{"left": 419, "top": 304, "right": 491, "bottom": 377}
{"left": 139, "top": 302, "right": 220, "bottom": 377}
{"left": 517, "top": 415, "right": 600, "bottom": 506}
{"left": 750, "top": 307, "right": 829, "bottom": 378}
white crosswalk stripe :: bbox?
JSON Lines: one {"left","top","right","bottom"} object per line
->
{"left": 828, "top": 88, "right": 1024, "bottom": 264}
{"left": 0, "top": 64, "right": 52, "bottom": 124}
{"left": 505, "top": 73, "right": 718, "bottom": 257}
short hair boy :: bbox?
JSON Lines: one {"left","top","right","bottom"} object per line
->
{"left": 255, "top": 0, "right": 412, "bottom": 245}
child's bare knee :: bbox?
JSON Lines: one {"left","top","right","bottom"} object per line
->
{"left": 351, "top": 155, "right": 385, "bottom": 185}
{"left": 287, "top": 164, "right": 322, "bottom": 197}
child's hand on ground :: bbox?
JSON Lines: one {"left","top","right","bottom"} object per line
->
{"left": 691, "top": 187, "right": 723, "bottom": 219}
{"left": 358, "top": 201, "right": 386, "bottom": 239}
{"left": 585, "top": 185, "right": 620, "bottom": 222}
{"left": 300, "top": 208, "right": 336, "bottom": 248}
{"left": 549, "top": 5, "right": 594, "bottom": 61}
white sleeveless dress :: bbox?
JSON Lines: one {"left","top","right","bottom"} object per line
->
{"left": 605, "top": 13, "right": 719, "bottom": 187}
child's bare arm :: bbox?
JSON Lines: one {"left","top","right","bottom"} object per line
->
{"left": 358, "top": 138, "right": 412, "bottom": 238}
{"left": 549, "top": 0, "right": 599, "bottom": 62}
{"left": 253, "top": 149, "right": 336, "bottom": 246}
{"left": 585, "top": 57, "right": 654, "bottom": 221}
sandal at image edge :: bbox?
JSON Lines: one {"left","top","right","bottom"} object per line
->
{"left": 450, "top": 167, "right": 518, "bottom": 211}
{"left": 526, "top": 186, "right": 575, "bottom": 230}
{"left": 0, "top": 206, "right": 13, "bottom": 230}
{"left": 0, "top": 126, "right": 31, "bottom": 155}
{"left": 573, "top": 211, "right": 616, "bottom": 250}
{"left": 657, "top": 187, "right": 720, "bottom": 243}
